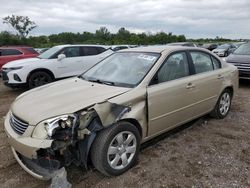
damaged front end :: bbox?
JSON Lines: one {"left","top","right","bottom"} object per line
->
{"left": 6, "top": 102, "right": 131, "bottom": 180}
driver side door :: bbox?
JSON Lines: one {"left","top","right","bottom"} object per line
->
{"left": 57, "top": 47, "right": 84, "bottom": 78}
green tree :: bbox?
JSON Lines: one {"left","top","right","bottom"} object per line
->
{"left": 115, "top": 27, "right": 131, "bottom": 44}
{"left": 0, "top": 31, "right": 21, "bottom": 46}
{"left": 3, "top": 15, "right": 37, "bottom": 38}
{"left": 95, "top": 27, "right": 111, "bottom": 43}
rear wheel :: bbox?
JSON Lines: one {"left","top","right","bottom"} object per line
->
{"left": 28, "top": 71, "right": 53, "bottom": 89}
{"left": 210, "top": 89, "right": 232, "bottom": 119}
{"left": 91, "top": 122, "right": 141, "bottom": 176}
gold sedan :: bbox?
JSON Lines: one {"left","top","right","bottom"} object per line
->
{"left": 4, "top": 46, "right": 238, "bottom": 179}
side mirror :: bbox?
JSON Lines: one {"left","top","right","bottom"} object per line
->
{"left": 58, "top": 54, "right": 66, "bottom": 61}
{"left": 150, "top": 75, "right": 159, "bottom": 85}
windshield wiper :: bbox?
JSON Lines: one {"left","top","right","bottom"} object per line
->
{"left": 88, "top": 78, "right": 115, "bottom": 86}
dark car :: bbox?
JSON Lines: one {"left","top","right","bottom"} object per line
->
{"left": 202, "top": 43, "right": 218, "bottom": 51}
{"left": 226, "top": 42, "right": 250, "bottom": 79}
{"left": 167, "top": 42, "right": 197, "bottom": 47}
{"left": 212, "top": 44, "right": 237, "bottom": 57}
{"left": 0, "top": 46, "right": 38, "bottom": 69}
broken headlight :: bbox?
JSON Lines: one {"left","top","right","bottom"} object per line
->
{"left": 32, "top": 114, "right": 78, "bottom": 139}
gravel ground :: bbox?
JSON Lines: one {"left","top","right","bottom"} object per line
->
{"left": 0, "top": 80, "right": 249, "bottom": 188}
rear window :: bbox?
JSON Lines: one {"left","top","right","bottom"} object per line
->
{"left": 190, "top": 52, "right": 214, "bottom": 74}
{"left": 83, "top": 47, "right": 101, "bottom": 56}
{"left": 24, "top": 48, "right": 38, "bottom": 54}
{"left": 96, "top": 47, "right": 106, "bottom": 53}
{"left": 1, "top": 49, "right": 22, "bottom": 56}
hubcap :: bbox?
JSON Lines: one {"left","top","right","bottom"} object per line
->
{"left": 32, "top": 74, "right": 50, "bottom": 87}
{"left": 219, "top": 93, "right": 231, "bottom": 116}
{"left": 107, "top": 131, "right": 137, "bottom": 170}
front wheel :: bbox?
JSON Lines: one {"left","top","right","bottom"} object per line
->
{"left": 91, "top": 122, "right": 141, "bottom": 176}
{"left": 28, "top": 71, "right": 53, "bottom": 89}
{"left": 210, "top": 89, "right": 232, "bottom": 119}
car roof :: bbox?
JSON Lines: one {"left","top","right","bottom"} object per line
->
{"left": 120, "top": 45, "right": 201, "bottom": 53}
{"left": 0, "top": 46, "right": 33, "bottom": 49}
{"left": 55, "top": 44, "right": 110, "bottom": 49}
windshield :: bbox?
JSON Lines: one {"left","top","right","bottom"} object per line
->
{"left": 233, "top": 43, "right": 250, "bottom": 55}
{"left": 81, "top": 52, "right": 160, "bottom": 88}
{"left": 217, "top": 44, "right": 230, "bottom": 49}
{"left": 38, "top": 46, "right": 60, "bottom": 59}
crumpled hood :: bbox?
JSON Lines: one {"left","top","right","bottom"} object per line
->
{"left": 226, "top": 53, "right": 250, "bottom": 64}
{"left": 3, "top": 58, "right": 48, "bottom": 68}
{"left": 11, "top": 78, "right": 131, "bottom": 125}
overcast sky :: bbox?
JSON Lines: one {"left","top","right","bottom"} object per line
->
{"left": 0, "top": 0, "right": 249, "bottom": 39}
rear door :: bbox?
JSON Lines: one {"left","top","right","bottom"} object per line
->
{"left": 147, "top": 50, "right": 224, "bottom": 137}
{"left": 0, "top": 49, "right": 23, "bottom": 68}
{"left": 186, "top": 51, "right": 224, "bottom": 117}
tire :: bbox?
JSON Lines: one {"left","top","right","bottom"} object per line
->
{"left": 28, "top": 71, "right": 53, "bottom": 89}
{"left": 224, "top": 51, "right": 229, "bottom": 57}
{"left": 210, "top": 89, "right": 232, "bottom": 119}
{"left": 91, "top": 121, "right": 141, "bottom": 176}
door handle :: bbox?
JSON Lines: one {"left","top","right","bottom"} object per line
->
{"left": 186, "top": 83, "right": 195, "bottom": 89}
{"left": 217, "top": 74, "right": 224, "bottom": 79}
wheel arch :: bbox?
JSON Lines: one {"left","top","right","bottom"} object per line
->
{"left": 223, "top": 85, "right": 234, "bottom": 97}
{"left": 27, "top": 68, "right": 55, "bottom": 82}
{"left": 118, "top": 118, "right": 143, "bottom": 138}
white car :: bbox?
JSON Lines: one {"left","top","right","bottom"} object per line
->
{"left": 2, "top": 45, "right": 113, "bottom": 88}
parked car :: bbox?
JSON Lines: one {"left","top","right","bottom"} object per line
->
{"left": 212, "top": 44, "right": 237, "bottom": 57}
{"left": 0, "top": 46, "right": 38, "bottom": 69}
{"left": 226, "top": 42, "right": 250, "bottom": 79}
{"left": 232, "top": 42, "right": 246, "bottom": 48}
{"left": 111, "top": 45, "right": 138, "bottom": 51}
{"left": 111, "top": 45, "right": 130, "bottom": 51}
{"left": 167, "top": 42, "right": 197, "bottom": 47}
{"left": 201, "top": 43, "right": 218, "bottom": 51}
{"left": 2, "top": 44, "right": 113, "bottom": 88}
{"left": 4, "top": 46, "right": 238, "bottom": 180}
{"left": 35, "top": 48, "right": 49, "bottom": 54}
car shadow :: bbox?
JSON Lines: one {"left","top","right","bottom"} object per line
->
{"left": 140, "top": 117, "right": 207, "bottom": 150}
{"left": 239, "top": 79, "right": 250, "bottom": 88}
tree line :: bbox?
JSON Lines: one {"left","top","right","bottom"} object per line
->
{"left": 0, "top": 27, "right": 187, "bottom": 48}
{"left": 0, "top": 15, "right": 240, "bottom": 48}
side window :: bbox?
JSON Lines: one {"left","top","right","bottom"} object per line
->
{"left": 211, "top": 56, "right": 221, "bottom": 69}
{"left": 190, "top": 52, "right": 214, "bottom": 74}
{"left": 1, "top": 49, "right": 22, "bottom": 56}
{"left": 83, "top": 47, "right": 99, "bottom": 56}
{"left": 61, "top": 47, "right": 80, "bottom": 58}
{"left": 96, "top": 47, "right": 106, "bottom": 54}
{"left": 25, "top": 48, "right": 38, "bottom": 54}
{"left": 156, "top": 52, "right": 189, "bottom": 84}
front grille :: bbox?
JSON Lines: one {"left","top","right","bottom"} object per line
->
{"left": 228, "top": 62, "right": 250, "bottom": 72}
{"left": 9, "top": 113, "right": 29, "bottom": 135}
{"left": 2, "top": 71, "right": 9, "bottom": 81}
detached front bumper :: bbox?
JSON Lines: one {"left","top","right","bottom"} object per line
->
{"left": 4, "top": 112, "right": 53, "bottom": 158}
{"left": 4, "top": 112, "right": 54, "bottom": 180}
